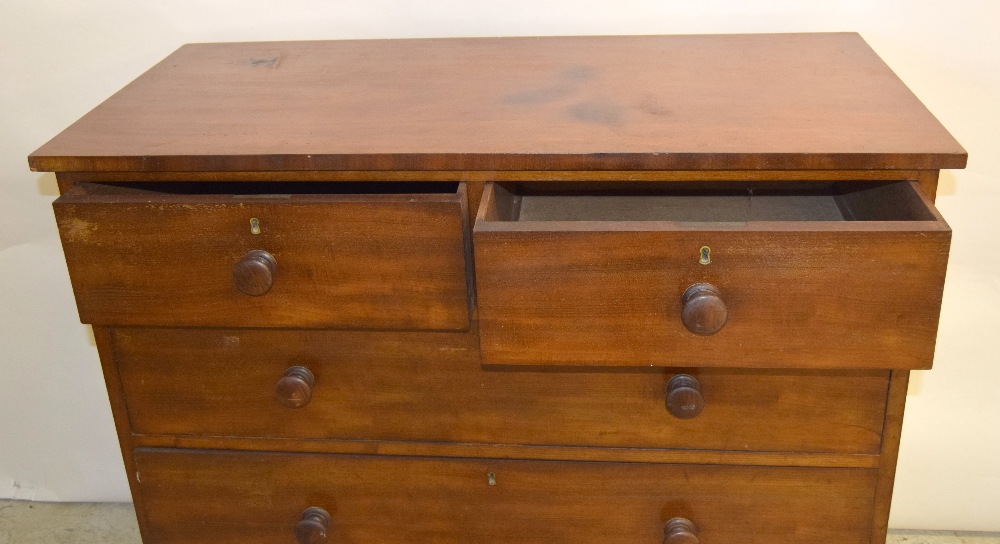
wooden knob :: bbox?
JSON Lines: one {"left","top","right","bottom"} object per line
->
{"left": 681, "top": 283, "right": 727, "bottom": 335}
{"left": 233, "top": 249, "right": 276, "bottom": 296}
{"left": 294, "top": 507, "right": 331, "bottom": 544}
{"left": 276, "top": 366, "right": 315, "bottom": 409}
{"left": 664, "top": 517, "right": 699, "bottom": 544}
{"left": 666, "top": 375, "right": 704, "bottom": 419}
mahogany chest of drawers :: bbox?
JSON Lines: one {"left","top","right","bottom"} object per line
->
{"left": 30, "top": 33, "right": 965, "bottom": 544}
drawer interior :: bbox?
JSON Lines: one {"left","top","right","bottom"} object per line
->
{"left": 68, "top": 180, "right": 461, "bottom": 196}
{"left": 484, "top": 180, "right": 937, "bottom": 223}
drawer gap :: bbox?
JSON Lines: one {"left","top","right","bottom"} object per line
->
{"left": 488, "top": 181, "right": 935, "bottom": 223}
{"left": 70, "top": 181, "right": 460, "bottom": 196}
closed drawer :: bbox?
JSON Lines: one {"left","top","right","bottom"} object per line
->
{"left": 474, "top": 180, "right": 951, "bottom": 368}
{"left": 53, "top": 181, "right": 471, "bottom": 330}
{"left": 135, "top": 449, "right": 876, "bottom": 544}
{"left": 115, "top": 328, "right": 888, "bottom": 455}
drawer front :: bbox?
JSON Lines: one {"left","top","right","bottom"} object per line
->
{"left": 115, "top": 328, "right": 888, "bottom": 455}
{"left": 135, "top": 449, "right": 877, "bottom": 544}
{"left": 474, "top": 181, "right": 951, "bottom": 368}
{"left": 53, "top": 183, "right": 470, "bottom": 329}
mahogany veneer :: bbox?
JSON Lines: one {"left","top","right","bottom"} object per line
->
{"left": 113, "top": 327, "right": 889, "bottom": 454}
{"left": 53, "top": 181, "right": 471, "bottom": 330}
{"left": 474, "top": 181, "right": 951, "bottom": 368}
{"left": 31, "top": 33, "right": 964, "bottom": 544}
{"left": 135, "top": 449, "right": 877, "bottom": 544}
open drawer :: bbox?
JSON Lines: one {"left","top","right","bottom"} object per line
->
{"left": 473, "top": 180, "right": 951, "bottom": 368}
{"left": 53, "top": 181, "right": 471, "bottom": 329}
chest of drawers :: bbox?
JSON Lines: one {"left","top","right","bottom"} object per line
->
{"left": 30, "top": 33, "right": 965, "bottom": 544}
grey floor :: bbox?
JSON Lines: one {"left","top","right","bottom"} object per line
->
{"left": 0, "top": 499, "right": 997, "bottom": 543}
{"left": 0, "top": 501, "right": 140, "bottom": 543}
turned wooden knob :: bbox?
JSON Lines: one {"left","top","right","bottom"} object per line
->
{"left": 681, "top": 283, "right": 727, "bottom": 335}
{"left": 664, "top": 517, "right": 699, "bottom": 544}
{"left": 233, "top": 249, "right": 277, "bottom": 296}
{"left": 294, "top": 507, "right": 331, "bottom": 544}
{"left": 276, "top": 366, "right": 315, "bottom": 409}
{"left": 666, "top": 374, "right": 704, "bottom": 419}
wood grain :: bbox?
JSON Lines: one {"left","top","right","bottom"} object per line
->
{"left": 55, "top": 169, "right": 947, "bottom": 184}
{"left": 916, "top": 171, "right": 940, "bottom": 202}
{"left": 871, "top": 370, "right": 911, "bottom": 544}
{"left": 35, "top": 32, "right": 962, "bottom": 544}
{"left": 92, "top": 326, "right": 153, "bottom": 542}
{"left": 134, "top": 449, "right": 878, "bottom": 544}
{"left": 474, "top": 182, "right": 951, "bottom": 368}
{"left": 30, "top": 34, "right": 965, "bottom": 173}
{"left": 52, "top": 183, "right": 470, "bottom": 329}
{"left": 113, "top": 327, "right": 888, "bottom": 455}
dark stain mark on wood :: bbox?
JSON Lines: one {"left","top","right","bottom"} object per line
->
{"left": 561, "top": 66, "right": 598, "bottom": 83}
{"left": 504, "top": 85, "right": 575, "bottom": 105}
{"left": 249, "top": 56, "right": 281, "bottom": 68}
{"left": 503, "top": 66, "right": 598, "bottom": 105}
{"left": 568, "top": 98, "right": 626, "bottom": 126}
{"left": 637, "top": 95, "right": 671, "bottom": 117}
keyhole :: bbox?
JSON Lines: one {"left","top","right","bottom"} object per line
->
{"left": 487, "top": 472, "right": 496, "bottom": 485}
{"left": 250, "top": 218, "right": 260, "bottom": 235}
{"left": 699, "top": 246, "right": 711, "bottom": 265}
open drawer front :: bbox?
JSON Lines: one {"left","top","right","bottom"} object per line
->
{"left": 53, "top": 181, "right": 471, "bottom": 329}
{"left": 473, "top": 180, "right": 951, "bottom": 369}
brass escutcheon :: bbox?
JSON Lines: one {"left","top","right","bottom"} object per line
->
{"left": 699, "top": 246, "right": 711, "bottom": 265}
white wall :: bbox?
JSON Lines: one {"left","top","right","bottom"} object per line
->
{"left": 2, "top": 0, "right": 998, "bottom": 531}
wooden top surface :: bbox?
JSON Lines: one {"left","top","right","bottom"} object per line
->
{"left": 29, "top": 33, "right": 966, "bottom": 173}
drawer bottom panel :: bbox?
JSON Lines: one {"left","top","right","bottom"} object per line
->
{"left": 134, "top": 449, "right": 876, "bottom": 544}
